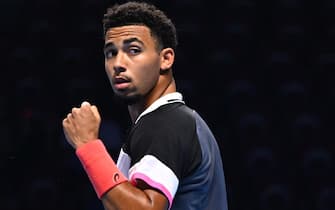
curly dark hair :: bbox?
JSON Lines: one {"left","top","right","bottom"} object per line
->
{"left": 102, "top": 1, "right": 178, "bottom": 51}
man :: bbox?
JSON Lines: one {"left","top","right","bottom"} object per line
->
{"left": 62, "top": 1, "right": 228, "bottom": 210}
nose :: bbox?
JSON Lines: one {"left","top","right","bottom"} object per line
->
{"left": 113, "top": 52, "right": 126, "bottom": 74}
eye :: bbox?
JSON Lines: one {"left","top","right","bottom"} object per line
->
{"left": 128, "top": 47, "right": 141, "bottom": 55}
{"left": 104, "top": 49, "right": 117, "bottom": 59}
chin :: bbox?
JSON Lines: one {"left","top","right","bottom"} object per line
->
{"left": 114, "top": 93, "right": 141, "bottom": 105}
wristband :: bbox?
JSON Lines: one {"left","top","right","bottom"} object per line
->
{"left": 76, "top": 140, "right": 127, "bottom": 198}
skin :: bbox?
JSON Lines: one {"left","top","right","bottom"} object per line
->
{"left": 62, "top": 25, "right": 176, "bottom": 210}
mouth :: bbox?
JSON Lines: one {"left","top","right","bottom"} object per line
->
{"left": 113, "top": 76, "right": 131, "bottom": 90}
{"left": 114, "top": 76, "right": 129, "bottom": 83}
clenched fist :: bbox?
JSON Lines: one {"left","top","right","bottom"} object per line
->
{"left": 62, "top": 101, "right": 101, "bottom": 149}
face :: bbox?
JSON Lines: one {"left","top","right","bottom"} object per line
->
{"left": 104, "top": 25, "right": 162, "bottom": 105}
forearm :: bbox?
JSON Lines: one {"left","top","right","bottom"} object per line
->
{"left": 75, "top": 140, "right": 168, "bottom": 210}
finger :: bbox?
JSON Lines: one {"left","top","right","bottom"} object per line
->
{"left": 63, "top": 115, "right": 71, "bottom": 127}
{"left": 81, "top": 101, "right": 91, "bottom": 107}
{"left": 71, "top": 107, "right": 80, "bottom": 116}
{"left": 67, "top": 113, "right": 73, "bottom": 120}
{"left": 62, "top": 118, "right": 68, "bottom": 126}
{"left": 90, "top": 105, "right": 101, "bottom": 120}
{"left": 80, "top": 101, "right": 92, "bottom": 113}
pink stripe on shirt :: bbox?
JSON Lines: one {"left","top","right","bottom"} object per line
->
{"left": 131, "top": 172, "right": 174, "bottom": 209}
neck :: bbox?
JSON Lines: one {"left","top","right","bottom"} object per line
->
{"left": 128, "top": 75, "right": 176, "bottom": 123}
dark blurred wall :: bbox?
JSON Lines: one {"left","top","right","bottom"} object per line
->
{"left": 1, "top": 0, "right": 334, "bottom": 210}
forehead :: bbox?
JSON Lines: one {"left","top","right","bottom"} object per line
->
{"left": 105, "top": 25, "right": 153, "bottom": 44}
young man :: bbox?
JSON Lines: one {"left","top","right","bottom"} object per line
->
{"left": 62, "top": 1, "right": 228, "bottom": 210}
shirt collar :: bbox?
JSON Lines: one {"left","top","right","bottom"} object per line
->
{"left": 135, "top": 92, "right": 185, "bottom": 124}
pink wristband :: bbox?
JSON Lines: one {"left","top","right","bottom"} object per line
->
{"left": 76, "top": 140, "right": 127, "bottom": 198}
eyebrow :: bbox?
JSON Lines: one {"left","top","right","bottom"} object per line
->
{"left": 104, "top": 37, "right": 144, "bottom": 51}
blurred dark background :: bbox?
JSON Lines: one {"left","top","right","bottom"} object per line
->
{"left": 1, "top": 0, "right": 334, "bottom": 210}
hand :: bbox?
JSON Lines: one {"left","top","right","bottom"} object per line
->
{"left": 62, "top": 101, "right": 101, "bottom": 149}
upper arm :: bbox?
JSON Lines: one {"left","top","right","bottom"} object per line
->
{"left": 139, "top": 179, "right": 169, "bottom": 209}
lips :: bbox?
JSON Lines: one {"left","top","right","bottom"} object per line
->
{"left": 114, "top": 77, "right": 129, "bottom": 84}
{"left": 113, "top": 76, "right": 131, "bottom": 90}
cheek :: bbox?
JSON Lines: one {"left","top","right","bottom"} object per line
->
{"left": 135, "top": 63, "right": 160, "bottom": 88}
{"left": 144, "top": 59, "right": 161, "bottom": 79}
{"left": 105, "top": 62, "right": 113, "bottom": 78}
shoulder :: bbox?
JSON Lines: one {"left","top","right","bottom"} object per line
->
{"left": 137, "top": 103, "right": 196, "bottom": 134}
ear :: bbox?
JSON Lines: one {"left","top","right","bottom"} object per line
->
{"left": 160, "top": 48, "right": 175, "bottom": 72}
